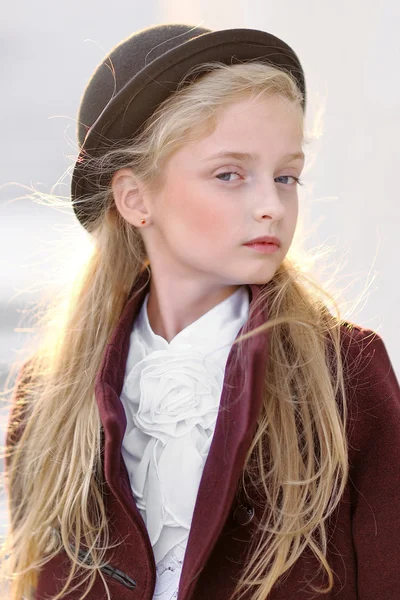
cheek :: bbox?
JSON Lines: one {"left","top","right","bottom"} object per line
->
{"left": 284, "top": 201, "right": 299, "bottom": 246}
{"left": 283, "top": 195, "right": 298, "bottom": 225}
{"left": 166, "top": 182, "right": 230, "bottom": 242}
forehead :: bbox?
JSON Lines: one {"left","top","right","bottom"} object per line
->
{"left": 215, "top": 94, "right": 302, "bottom": 131}
{"left": 184, "top": 95, "right": 304, "bottom": 159}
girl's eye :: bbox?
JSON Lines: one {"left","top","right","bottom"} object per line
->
{"left": 275, "top": 175, "right": 304, "bottom": 186}
{"left": 215, "top": 171, "right": 241, "bottom": 182}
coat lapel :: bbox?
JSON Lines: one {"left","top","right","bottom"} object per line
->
{"left": 178, "top": 283, "right": 269, "bottom": 598}
{"left": 95, "top": 268, "right": 270, "bottom": 598}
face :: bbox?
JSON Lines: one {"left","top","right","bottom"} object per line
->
{"left": 116, "top": 94, "right": 304, "bottom": 288}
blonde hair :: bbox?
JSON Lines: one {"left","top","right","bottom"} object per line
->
{"left": 1, "top": 61, "right": 349, "bottom": 599}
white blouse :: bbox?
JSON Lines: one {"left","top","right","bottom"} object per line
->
{"left": 120, "top": 285, "right": 250, "bottom": 599}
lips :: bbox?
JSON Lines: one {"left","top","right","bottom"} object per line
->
{"left": 244, "top": 235, "right": 281, "bottom": 247}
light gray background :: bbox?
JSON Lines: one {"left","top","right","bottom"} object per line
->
{"left": 1, "top": 0, "right": 399, "bottom": 531}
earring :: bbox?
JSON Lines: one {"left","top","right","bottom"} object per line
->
{"left": 140, "top": 219, "right": 146, "bottom": 225}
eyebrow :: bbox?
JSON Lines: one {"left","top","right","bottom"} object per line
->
{"left": 202, "top": 150, "right": 305, "bottom": 163}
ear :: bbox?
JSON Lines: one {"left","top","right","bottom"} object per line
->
{"left": 111, "top": 168, "right": 151, "bottom": 226}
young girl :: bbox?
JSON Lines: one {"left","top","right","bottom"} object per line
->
{"left": 2, "top": 22, "right": 400, "bottom": 600}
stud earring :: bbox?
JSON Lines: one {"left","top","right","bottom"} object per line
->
{"left": 140, "top": 219, "right": 146, "bottom": 225}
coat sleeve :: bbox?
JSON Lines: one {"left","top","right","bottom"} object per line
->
{"left": 345, "top": 326, "right": 400, "bottom": 599}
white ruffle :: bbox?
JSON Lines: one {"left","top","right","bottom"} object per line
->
{"left": 120, "top": 285, "right": 250, "bottom": 565}
{"left": 121, "top": 348, "right": 224, "bottom": 561}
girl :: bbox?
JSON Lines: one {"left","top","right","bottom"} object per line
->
{"left": 2, "top": 22, "right": 400, "bottom": 600}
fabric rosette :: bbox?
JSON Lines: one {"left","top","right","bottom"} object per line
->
{"left": 124, "top": 347, "right": 225, "bottom": 443}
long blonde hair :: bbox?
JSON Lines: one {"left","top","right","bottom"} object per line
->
{"left": 1, "top": 61, "right": 349, "bottom": 599}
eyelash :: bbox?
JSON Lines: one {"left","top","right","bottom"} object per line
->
{"left": 216, "top": 171, "right": 304, "bottom": 186}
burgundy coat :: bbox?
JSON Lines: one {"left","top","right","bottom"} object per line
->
{"left": 6, "top": 269, "right": 400, "bottom": 599}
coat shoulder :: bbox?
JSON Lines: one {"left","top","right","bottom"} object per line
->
{"left": 336, "top": 319, "right": 397, "bottom": 387}
{"left": 335, "top": 320, "right": 400, "bottom": 461}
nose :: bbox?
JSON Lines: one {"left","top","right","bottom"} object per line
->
{"left": 253, "top": 182, "right": 286, "bottom": 222}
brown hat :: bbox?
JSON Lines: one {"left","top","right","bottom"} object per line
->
{"left": 72, "top": 23, "right": 306, "bottom": 231}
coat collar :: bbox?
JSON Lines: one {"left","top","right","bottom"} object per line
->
{"left": 94, "top": 266, "right": 270, "bottom": 597}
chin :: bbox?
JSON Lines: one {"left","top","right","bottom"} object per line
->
{"left": 233, "top": 270, "right": 275, "bottom": 286}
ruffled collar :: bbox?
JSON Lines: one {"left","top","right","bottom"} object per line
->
{"left": 120, "top": 285, "right": 250, "bottom": 564}
{"left": 134, "top": 285, "right": 250, "bottom": 355}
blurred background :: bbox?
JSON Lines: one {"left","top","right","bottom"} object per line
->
{"left": 1, "top": 0, "right": 399, "bottom": 534}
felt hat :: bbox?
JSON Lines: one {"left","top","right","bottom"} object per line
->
{"left": 72, "top": 23, "right": 306, "bottom": 231}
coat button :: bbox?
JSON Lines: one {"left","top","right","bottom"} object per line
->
{"left": 233, "top": 504, "right": 255, "bottom": 526}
